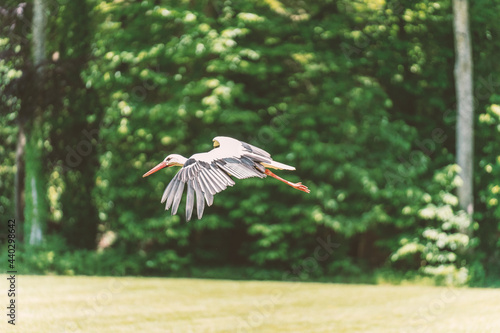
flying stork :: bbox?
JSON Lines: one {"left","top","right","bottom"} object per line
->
{"left": 143, "top": 136, "right": 310, "bottom": 221}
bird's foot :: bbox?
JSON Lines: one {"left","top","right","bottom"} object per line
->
{"left": 292, "top": 182, "right": 310, "bottom": 193}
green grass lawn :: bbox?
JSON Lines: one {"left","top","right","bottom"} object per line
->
{"left": 2, "top": 275, "right": 500, "bottom": 333}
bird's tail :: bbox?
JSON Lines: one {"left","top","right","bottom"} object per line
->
{"left": 262, "top": 160, "right": 296, "bottom": 171}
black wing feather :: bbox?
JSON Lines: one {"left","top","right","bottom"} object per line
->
{"left": 171, "top": 181, "right": 185, "bottom": 215}
{"left": 161, "top": 178, "right": 177, "bottom": 203}
{"left": 194, "top": 179, "right": 205, "bottom": 219}
{"left": 204, "top": 190, "right": 214, "bottom": 206}
{"left": 241, "top": 141, "right": 271, "bottom": 159}
{"left": 185, "top": 180, "right": 195, "bottom": 221}
{"left": 165, "top": 179, "right": 180, "bottom": 210}
{"left": 198, "top": 172, "right": 215, "bottom": 195}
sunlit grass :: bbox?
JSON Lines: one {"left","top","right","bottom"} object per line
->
{"left": 1, "top": 275, "right": 500, "bottom": 332}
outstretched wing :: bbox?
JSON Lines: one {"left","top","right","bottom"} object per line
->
{"left": 161, "top": 158, "right": 234, "bottom": 221}
{"left": 162, "top": 157, "right": 265, "bottom": 221}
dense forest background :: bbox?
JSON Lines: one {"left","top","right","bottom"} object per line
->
{"left": 1, "top": 0, "right": 499, "bottom": 286}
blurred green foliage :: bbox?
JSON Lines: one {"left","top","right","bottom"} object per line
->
{"left": 1, "top": 0, "right": 500, "bottom": 286}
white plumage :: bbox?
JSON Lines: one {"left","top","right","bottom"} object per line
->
{"left": 143, "top": 136, "right": 309, "bottom": 221}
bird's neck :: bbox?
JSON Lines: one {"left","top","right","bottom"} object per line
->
{"left": 174, "top": 155, "right": 188, "bottom": 167}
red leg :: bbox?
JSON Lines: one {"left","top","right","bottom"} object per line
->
{"left": 264, "top": 169, "right": 310, "bottom": 193}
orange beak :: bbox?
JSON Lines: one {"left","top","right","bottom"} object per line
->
{"left": 143, "top": 161, "right": 168, "bottom": 177}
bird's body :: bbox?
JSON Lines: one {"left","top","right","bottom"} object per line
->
{"left": 143, "top": 136, "right": 309, "bottom": 221}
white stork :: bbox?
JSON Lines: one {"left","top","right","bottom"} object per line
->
{"left": 143, "top": 136, "right": 310, "bottom": 221}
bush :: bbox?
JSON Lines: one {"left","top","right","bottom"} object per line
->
{"left": 17, "top": 235, "right": 188, "bottom": 276}
{"left": 390, "top": 165, "right": 472, "bottom": 286}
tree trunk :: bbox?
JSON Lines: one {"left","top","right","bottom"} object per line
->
{"left": 24, "top": 0, "right": 48, "bottom": 245}
{"left": 14, "top": 119, "right": 26, "bottom": 243}
{"left": 453, "top": 0, "right": 474, "bottom": 225}
{"left": 33, "top": 0, "right": 47, "bottom": 70}
{"left": 52, "top": 0, "right": 102, "bottom": 249}
{"left": 24, "top": 129, "right": 47, "bottom": 245}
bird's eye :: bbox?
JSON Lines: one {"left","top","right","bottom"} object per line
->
{"left": 213, "top": 140, "right": 220, "bottom": 148}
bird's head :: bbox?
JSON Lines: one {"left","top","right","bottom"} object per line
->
{"left": 142, "top": 154, "right": 187, "bottom": 177}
